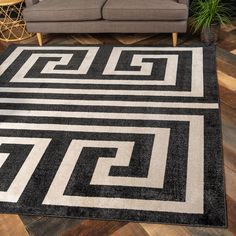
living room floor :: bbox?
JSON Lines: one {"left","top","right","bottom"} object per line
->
{"left": 0, "top": 20, "right": 235, "bottom": 236}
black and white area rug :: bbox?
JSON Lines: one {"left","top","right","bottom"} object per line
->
{"left": 0, "top": 45, "right": 226, "bottom": 227}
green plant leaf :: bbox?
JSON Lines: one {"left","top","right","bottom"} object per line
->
{"left": 190, "top": 0, "right": 232, "bottom": 33}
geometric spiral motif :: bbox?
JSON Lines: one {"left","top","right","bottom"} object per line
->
{"left": 0, "top": 45, "right": 226, "bottom": 226}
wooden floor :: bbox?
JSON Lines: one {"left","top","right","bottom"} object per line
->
{"left": 0, "top": 21, "right": 236, "bottom": 236}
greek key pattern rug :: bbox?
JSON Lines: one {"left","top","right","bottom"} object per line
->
{"left": 0, "top": 45, "right": 226, "bottom": 227}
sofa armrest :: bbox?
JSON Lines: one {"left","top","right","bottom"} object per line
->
{"left": 25, "top": 0, "right": 39, "bottom": 7}
{"left": 178, "top": 0, "right": 189, "bottom": 6}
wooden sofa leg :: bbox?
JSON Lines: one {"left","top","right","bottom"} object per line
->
{"left": 172, "top": 32, "right": 178, "bottom": 47}
{"left": 36, "top": 33, "right": 43, "bottom": 46}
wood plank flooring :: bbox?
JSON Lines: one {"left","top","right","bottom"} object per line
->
{"left": 0, "top": 20, "right": 236, "bottom": 236}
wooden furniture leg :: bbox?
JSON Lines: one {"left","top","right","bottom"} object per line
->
{"left": 36, "top": 33, "right": 43, "bottom": 46}
{"left": 172, "top": 32, "right": 178, "bottom": 47}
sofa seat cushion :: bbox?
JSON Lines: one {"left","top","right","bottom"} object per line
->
{"left": 23, "top": 0, "right": 108, "bottom": 22}
{"left": 102, "top": 0, "right": 188, "bottom": 21}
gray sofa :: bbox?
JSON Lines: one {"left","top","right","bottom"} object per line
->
{"left": 23, "top": 0, "right": 189, "bottom": 46}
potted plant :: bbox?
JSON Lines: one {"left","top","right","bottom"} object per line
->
{"left": 190, "top": 0, "right": 231, "bottom": 45}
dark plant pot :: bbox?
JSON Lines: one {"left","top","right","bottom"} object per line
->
{"left": 201, "top": 24, "right": 220, "bottom": 45}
